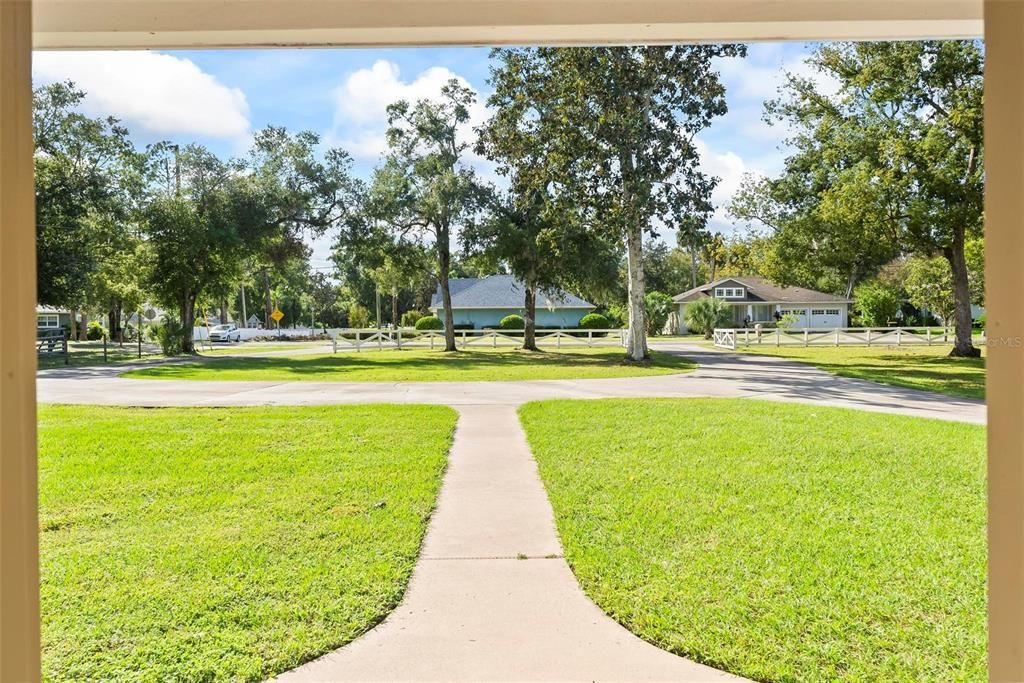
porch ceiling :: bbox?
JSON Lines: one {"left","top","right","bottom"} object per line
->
{"left": 32, "top": 0, "right": 982, "bottom": 49}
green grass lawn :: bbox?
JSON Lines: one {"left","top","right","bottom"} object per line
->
{"left": 520, "top": 398, "right": 986, "bottom": 682}
{"left": 37, "top": 341, "right": 164, "bottom": 370}
{"left": 737, "top": 344, "right": 986, "bottom": 400}
{"left": 123, "top": 347, "right": 696, "bottom": 382}
{"left": 198, "top": 342, "right": 332, "bottom": 356}
{"left": 39, "top": 403, "right": 456, "bottom": 682}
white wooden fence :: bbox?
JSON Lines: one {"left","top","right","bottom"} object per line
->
{"left": 330, "top": 328, "right": 627, "bottom": 353}
{"left": 713, "top": 326, "right": 987, "bottom": 350}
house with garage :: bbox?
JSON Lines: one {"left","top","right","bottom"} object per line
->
{"left": 673, "top": 276, "right": 851, "bottom": 333}
{"left": 430, "top": 274, "right": 596, "bottom": 329}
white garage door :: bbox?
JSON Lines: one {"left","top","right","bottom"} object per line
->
{"left": 807, "top": 307, "right": 843, "bottom": 328}
{"left": 780, "top": 308, "right": 808, "bottom": 328}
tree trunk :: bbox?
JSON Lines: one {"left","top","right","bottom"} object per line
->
{"left": 219, "top": 299, "right": 228, "bottom": 324}
{"left": 690, "top": 248, "right": 699, "bottom": 289}
{"left": 392, "top": 289, "right": 399, "bottom": 329}
{"left": 69, "top": 309, "right": 78, "bottom": 341}
{"left": 945, "top": 231, "right": 980, "bottom": 357}
{"left": 261, "top": 267, "right": 272, "bottom": 328}
{"left": 437, "top": 226, "right": 457, "bottom": 352}
{"left": 624, "top": 224, "right": 649, "bottom": 361}
{"left": 523, "top": 281, "right": 538, "bottom": 351}
{"left": 180, "top": 292, "right": 197, "bottom": 354}
{"left": 844, "top": 266, "right": 858, "bottom": 300}
{"left": 108, "top": 301, "right": 123, "bottom": 345}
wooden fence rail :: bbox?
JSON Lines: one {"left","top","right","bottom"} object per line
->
{"left": 329, "top": 327, "right": 628, "bottom": 353}
{"left": 713, "top": 326, "right": 987, "bottom": 350}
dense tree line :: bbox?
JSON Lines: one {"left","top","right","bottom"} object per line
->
{"left": 35, "top": 41, "right": 984, "bottom": 357}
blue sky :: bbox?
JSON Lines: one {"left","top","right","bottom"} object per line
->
{"left": 32, "top": 42, "right": 819, "bottom": 269}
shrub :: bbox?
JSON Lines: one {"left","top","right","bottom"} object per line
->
{"left": 415, "top": 315, "right": 444, "bottom": 331}
{"left": 645, "top": 291, "right": 674, "bottom": 336}
{"left": 684, "top": 298, "right": 732, "bottom": 339}
{"left": 155, "top": 318, "right": 188, "bottom": 356}
{"left": 777, "top": 313, "right": 800, "bottom": 330}
{"left": 86, "top": 321, "right": 105, "bottom": 341}
{"left": 400, "top": 310, "right": 424, "bottom": 328}
{"left": 604, "top": 304, "right": 628, "bottom": 328}
{"left": 974, "top": 313, "right": 986, "bottom": 329}
{"left": 579, "top": 313, "right": 610, "bottom": 329}
{"left": 348, "top": 303, "right": 370, "bottom": 329}
{"left": 498, "top": 314, "right": 525, "bottom": 330}
{"left": 854, "top": 280, "right": 901, "bottom": 327}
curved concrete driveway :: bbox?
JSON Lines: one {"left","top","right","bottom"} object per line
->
{"left": 38, "top": 342, "right": 984, "bottom": 424}
{"left": 36, "top": 343, "right": 983, "bottom": 681}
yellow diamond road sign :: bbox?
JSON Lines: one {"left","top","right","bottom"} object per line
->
{"left": 271, "top": 307, "right": 284, "bottom": 323}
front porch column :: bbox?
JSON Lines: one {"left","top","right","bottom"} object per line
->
{"left": 985, "top": 2, "right": 1024, "bottom": 680}
{"left": 0, "top": 2, "right": 40, "bottom": 680}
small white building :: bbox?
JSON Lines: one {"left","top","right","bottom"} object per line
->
{"left": 674, "top": 276, "right": 851, "bottom": 333}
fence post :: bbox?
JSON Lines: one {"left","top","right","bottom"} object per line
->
{"left": 63, "top": 332, "right": 69, "bottom": 366}
{"left": 430, "top": 332, "right": 434, "bottom": 350}
{"left": 866, "top": 328, "right": 872, "bottom": 347}
{"left": 397, "top": 329, "right": 402, "bottom": 350}
{"left": 332, "top": 335, "right": 337, "bottom": 354}
{"left": 378, "top": 331, "right": 382, "bottom": 351}
{"left": 927, "top": 328, "right": 932, "bottom": 346}
{"left": 803, "top": 329, "right": 808, "bottom": 347}
{"left": 835, "top": 328, "right": 840, "bottom": 346}
{"left": 897, "top": 328, "right": 902, "bottom": 346}
{"left": 355, "top": 330, "right": 361, "bottom": 353}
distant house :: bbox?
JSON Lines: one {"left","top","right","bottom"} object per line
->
{"left": 36, "top": 305, "right": 71, "bottom": 331}
{"left": 430, "top": 275, "right": 595, "bottom": 329}
{"left": 673, "top": 276, "right": 851, "bottom": 333}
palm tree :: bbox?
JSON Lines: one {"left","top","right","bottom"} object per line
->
{"left": 685, "top": 297, "right": 732, "bottom": 339}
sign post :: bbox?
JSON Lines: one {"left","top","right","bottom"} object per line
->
{"left": 271, "top": 307, "right": 284, "bottom": 338}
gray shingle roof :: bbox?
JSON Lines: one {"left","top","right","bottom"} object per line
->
{"left": 430, "top": 275, "right": 595, "bottom": 310}
{"left": 673, "top": 276, "right": 851, "bottom": 304}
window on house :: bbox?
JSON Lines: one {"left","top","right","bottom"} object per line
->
{"left": 715, "top": 287, "right": 744, "bottom": 298}
{"left": 826, "top": 309, "right": 840, "bottom": 315}
{"left": 37, "top": 314, "right": 59, "bottom": 328}
{"left": 811, "top": 309, "right": 825, "bottom": 316}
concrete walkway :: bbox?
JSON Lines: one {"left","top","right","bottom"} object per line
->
{"left": 276, "top": 404, "right": 743, "bottom": 682}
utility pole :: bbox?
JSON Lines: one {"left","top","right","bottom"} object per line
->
{"left": 376, "top": 286, "right": 382, "bottom": 330}
{"left": 240, "top": 283, "right": 247, "bottom": 327}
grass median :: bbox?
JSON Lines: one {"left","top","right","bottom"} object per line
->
{"left": 39, "top": 403, "right": 457, "bottom": 682}
{"left": 520, "top": 398, "right": 986, "bottom": 682}
{"left": 123, "top": 347, "right": 696, "bottom": 382}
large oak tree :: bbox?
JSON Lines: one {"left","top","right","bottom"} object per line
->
{"left": 732, "top": 41, "right": 984, "bottom": 356}
{"left": 480, "top": 46, "right": 745, "bottom": 360}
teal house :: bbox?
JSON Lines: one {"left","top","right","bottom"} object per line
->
{"left": 430, "top": 275, "right": 595, "bottom": 329}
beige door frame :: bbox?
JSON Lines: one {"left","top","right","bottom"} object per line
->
{"left": 4, "top": 1, "right": 1017, "bottom": 681}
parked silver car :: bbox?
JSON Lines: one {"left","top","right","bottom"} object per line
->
{"left": 209, "top": 323, "right": 241, "bottom": 343}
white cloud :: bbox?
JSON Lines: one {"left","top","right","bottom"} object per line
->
{"left": 33, "top": 51, "right": 251, "bottom": 142}
{"left": 694, "top": 136, "right": 769, "bottom": 235}
{"left": 715, "top": 48, "right": 840, "bottom": 107}
{"left": 329, "top": 60, "right": 487, "bottom": 160}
